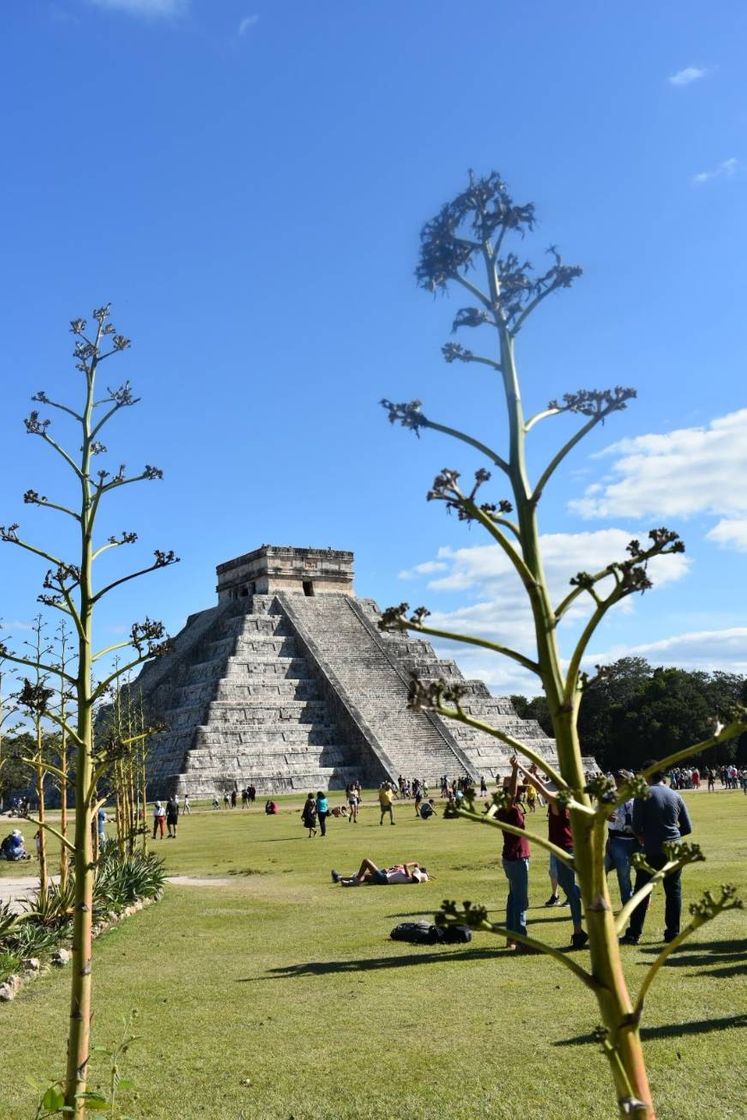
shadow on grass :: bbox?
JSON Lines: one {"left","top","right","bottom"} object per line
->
{"left": 555, "top": 1013, "right": 747, "bottom": 1046}
{"left": 632, "top": 937, "right": 747, "bottom": 978}
{"left": 241, "top": 945, "right": 510, "bottom": 980}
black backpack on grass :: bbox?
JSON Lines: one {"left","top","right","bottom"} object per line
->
{"left": 390, "top": 921, "right": 444, "bottom": 944}
{"left": 389, "top": 921, "right": 472, "bottom": 945}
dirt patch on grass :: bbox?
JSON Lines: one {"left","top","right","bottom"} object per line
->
{"left": 166, "top": 876, "right": 236, "bottom": 887}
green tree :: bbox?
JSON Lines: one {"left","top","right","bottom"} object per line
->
{"left": 578, "top": 658, "right": 653, "bottom": 769}
{"left": 0, "top": 305, "right": 177, "bottom": 1118}
{"left": 381, "top": 171, "right": 745, "bottom": 1120}
{"left": 510, "top": 693, "right": 552, "bottom": 736}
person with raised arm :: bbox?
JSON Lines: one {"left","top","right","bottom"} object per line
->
{"left": 516, "top": 762, "right": 588, "bottom": 950}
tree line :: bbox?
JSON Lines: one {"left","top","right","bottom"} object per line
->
{"left": 512, "top": 657, "right": 747, "bottom": 771}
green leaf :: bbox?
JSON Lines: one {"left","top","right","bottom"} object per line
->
{"left": 42, "top": 1086, "right": 65, "bottom": 1111}
{"left": 77, "top": 1092, "right": 110, "bottom": 1111}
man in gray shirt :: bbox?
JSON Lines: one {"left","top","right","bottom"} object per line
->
{"left": 620, "top": 762, "right": 693, "bottom": 945}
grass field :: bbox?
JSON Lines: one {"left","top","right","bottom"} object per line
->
{"left": 1, "top": 790, "right": 745, "bottom": 1119}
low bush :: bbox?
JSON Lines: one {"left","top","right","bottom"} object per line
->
{"left": 0, "top": 849, "right": 165, "bottom": 983}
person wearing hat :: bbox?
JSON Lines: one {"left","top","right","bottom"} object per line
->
{"left": 0, "top": 829, "right": 30, "bottom": 861}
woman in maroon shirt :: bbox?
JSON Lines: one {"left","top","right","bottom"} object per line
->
{"left": 496, "top": 758, "right": 532, "bottom": 951}
{"left": 516, "top": 762, "right": 588, "bottom": 950}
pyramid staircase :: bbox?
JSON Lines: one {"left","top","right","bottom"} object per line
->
{"left": 138, "top": 589, "right": 563, "bottom": 798}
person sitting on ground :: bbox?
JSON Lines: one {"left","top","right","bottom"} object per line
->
{"left": 0, "top": 829, "right": 30, "bottom": 861}
{"left": 419, "top": 799, "right": 437, "bottom": 820}
{"left": 331, "top": 859, "right": 429, "bottom": 886}
{"left": 264, "top": 799, "right": 279, "bottom": 815}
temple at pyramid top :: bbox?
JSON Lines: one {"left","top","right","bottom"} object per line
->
{"left": 216, "top": 545, "right": 355, "bottom": 601}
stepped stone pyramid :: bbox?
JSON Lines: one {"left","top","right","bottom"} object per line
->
{"left": 135, "top": 545, "right": 562, "bottom": 798}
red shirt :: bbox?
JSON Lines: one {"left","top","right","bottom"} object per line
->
{"left": 548, "top": 806, "right": 573, "bottom": 852}
{"left": 497, "top": 804, "right": 530, "bottom": 860}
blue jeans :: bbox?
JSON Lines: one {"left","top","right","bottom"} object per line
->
{"left": 605, "top": 837, "right": 636, "bottom": 904}
{"left": 554, "top": 853, "right": 582, "bottom": 928}
{"left": 502, "top": 857, "right": 529, "bottom": 937}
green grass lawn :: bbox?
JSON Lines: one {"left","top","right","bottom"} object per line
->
{"left": 1, "top": 791, "right": 745, "bottom": 1119}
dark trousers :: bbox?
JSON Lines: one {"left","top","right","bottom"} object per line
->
{"left": 628, "top": 851, "right": 682, "bottom": 940}
{"left": 318, "top": 811, "right": 327, "bottom": 837}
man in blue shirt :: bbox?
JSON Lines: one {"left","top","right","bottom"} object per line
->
{"left": 620, "top": 762, "right": 693, "bottom": 945}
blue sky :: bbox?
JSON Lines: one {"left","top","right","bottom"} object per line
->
{"left": 1, "top": 0, "right": 745, "bottom": 696}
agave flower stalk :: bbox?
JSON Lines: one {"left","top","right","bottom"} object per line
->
{"left": 0, "top": 306, "right": 178, "bottom": 1118}
{"left": 381, "top": 172, "right": 746, "bottom": 1119}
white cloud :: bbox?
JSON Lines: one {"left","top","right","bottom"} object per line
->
{"left": 706, "top": 518, "right": 747, "bottom": 552}
{"left": 87, "top": 0, "right": 188, "bottom": 17}
{"left": 569, "top": 409, "right": 747, "bottom": 524}
{"left": 398, "top": 531, "right": 689, "bottom": 672}
{"left": 398, "top": 560, "right": 448, "bottom": 579}
{"left": 590, "top": 627, "right": 747, "bottom": 676}
{"left": 238, "top": 14, "right": 259, "bottom": 36}
{"left": 692, "top": 157, "right": 738, "bottom": 185}
{"left": 668, "top": 66, "right": 708, "bottom": 87}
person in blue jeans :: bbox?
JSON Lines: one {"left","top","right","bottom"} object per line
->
{"left": 517, "top": 762, "right": 588, "bottom": 950}
{"left": 620, "top": 762, "right": 693, "bottom": 945}
{"left": 496, "top": 758, "right": 532, "bottom": 952}
{"left": 605, "top": 771, "right": 638, "bottom": 904}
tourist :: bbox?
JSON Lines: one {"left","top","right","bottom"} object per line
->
{"left": 516, "top": 762, "right": 588, "bottom": 949}
{"left": 230, "top": 789, "right": 237, "bottom": 808}
{"left": 152, "top": 800, "right": 166, "bottom": 840}
{"left": 166, "top": 795, "right": 180, "bottom": 839}
{"left": 604, "top": 771, "right": 638, "bottom": 904}
{"left": 264, "top": 799, "right": 278, "bottom": 815}
{"left": 302, "top": 792, "right": 318, "bottom": 837}
{"left": 378, "top": 783, "right": 395, "bottom": 826}
{"left": 419, "top": 799, "right": 436, "bottom": 820}
{"left": 223, "top": 792, "right": 230, "bottom": 809}
{"left": 331, "top": 859, "right": 429, "bottom": 886}
{"left": 480, "top": 775, "right": 488, "bottom": 796}
{"left": 0, "top": 829, "right": 30, "bottom": 861}
{"left": 346, "top": 784, "right": 359, "bottom": 824}
{"left": 182, "top": 793, "right": 191, "bottom": 814}
{"left": 497, "top": 758, "right": 532, "bottom": 951}
{"left": 315, "top": 790, "right": 329, "bottom": 837}
{"left": 620, "top": 762, "right": 693, "bottom": 945}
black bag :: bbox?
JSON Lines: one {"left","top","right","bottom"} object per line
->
{"left": 441, "top": 923, "right": 472, "bottom": 944}
{"left": 389, "top": 921, "right": 444, "bottom": 945}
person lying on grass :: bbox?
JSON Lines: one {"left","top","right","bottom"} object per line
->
{"left": 331, "top": 859, "right": 429, "bottom": 886}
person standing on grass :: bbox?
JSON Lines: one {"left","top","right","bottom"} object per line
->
{"left": 496, "top": 758, "right": 532, "bottom": 951}
{"left": 516, "top": 762, "right": 588, "bottom": 950}
{"left": 316, "top": 791, "right": 329, "bottom": 837}
{"left": 302, "top": 792, "right": 318, "bottom": 837}
{"left": 378, "top": 782, "right": 395, "bottom": 826}
{"left": 347, "top": 784, "right": 360, "bottom": 823}
{"left": 620, "top": 762, "right": 692, "bottom": 946}
{"left": 152, "top": 800, "right": 166, "bottom": 840}
{"left": 182, "top": 793, "right": 191, "bottom": 815}
{"left": 605, "top": 771, "right": 637, "bottom": 905}
{"left": 166, "top": 795, "right": 180, "bottom": 839}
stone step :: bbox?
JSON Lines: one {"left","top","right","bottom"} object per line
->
{"left": 194, "top": 726, "right": 338, "bottom": 747}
